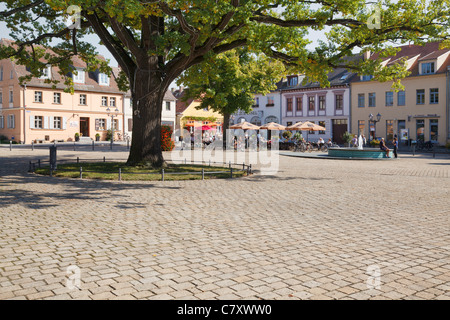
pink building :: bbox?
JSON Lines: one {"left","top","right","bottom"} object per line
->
{"left": 0, "top": 39, "right": 124, "bottom": 144}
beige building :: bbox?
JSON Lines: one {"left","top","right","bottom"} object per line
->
{"left": 351, "top": 42, "right": 450, "bottom": 146}
{"left": 0, "top": 39, "right": 124, "bottom": 144}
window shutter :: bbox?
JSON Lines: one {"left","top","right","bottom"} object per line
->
{"left": 118, "top": 118, "right": 122, "bottom": 132}
{"left": 30, "top": 115, "right": 35, "bottom": 129}
{"left": 49, "top": 116, "right": 54, "bottom": 129}
{"left": 43, "top": 116, "right": 49, "bottom": 129}
{"left": 107, "top": 118, "right": 111, "bottom": 130}
{"left": 63, "top": 117, "right": 67, "bottom": 130}
{"left": 11, "top": 115, "right": 15, "bottom": 128}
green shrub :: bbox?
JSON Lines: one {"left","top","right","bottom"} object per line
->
{"left": 342, "top": 132, "right": 353, "bottom": 144}
{"left": 282, "top": 131, "right": 292, "bottom": 139}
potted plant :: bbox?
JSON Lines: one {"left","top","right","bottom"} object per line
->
{"left": 342, "top": 131, "right": 353, "bottom": 147}
{"left": 95, "top": 133, "right": 101, "bottom": 141}
{"left": 74, "top": 133, "right": 80, "bottom": 142}
{"left": 282, "top": 131, "right": 292, "bottom": 140}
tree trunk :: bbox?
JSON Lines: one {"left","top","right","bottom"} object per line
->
{"left": 222, "top": 112, "right": 231, "bottom": 149}
{"left": 126, "top": 68, "right": 166, "bottom": 168}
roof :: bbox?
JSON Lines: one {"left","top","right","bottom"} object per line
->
{"left": 173, "top": 88, "right": 201, "bottom": 114}
{"left": 280, "top": 55, "right": 361, "bottom": 92}
{"left": 1, "top": 38, "right": 123, "bottom": 94}
{"left": 363, "top": 41, "right": 450, "bottom": 78}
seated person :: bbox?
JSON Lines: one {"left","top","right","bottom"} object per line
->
{"left": 318, "top": 137, "right": 325, "bottom": 148}
{"left": 327, "top": 138, "right": 332, "bottom": 147}
{"left": 379, "top": 138, "right": 390, "bottom": 158}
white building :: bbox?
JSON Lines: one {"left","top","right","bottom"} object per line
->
{"left": 123, "top": 90, "right": 177, "bottom": 139}
{"left": 230, "top": 84, "right": 283, "bottom": 126}
{"left": 280, "top": 65, "right": 358, "bottom": 144}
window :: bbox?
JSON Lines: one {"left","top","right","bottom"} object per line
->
{"left": 386, "top": 120, "right": 394, "bottom": 142}
{"left": 250, "top": 116, "right": 261, "bottom": 126}
{"left": 128, "top": 118, "right": 133, "bottom": 132}
{"left": 296, "top": 97, "right": 302, "bottom": 112}
{"left": 358, "top": 94, "right": 365, "bottom": 108}
{"left": 397, "top": 91, "right": 405, "bottom": 106}
{"left": 34, "top": 91, "right": 43, "bottom": 103}
{"left": 385, "top": 91, "right": 393, "bottom": 106}
{"left": 267, "top": 96, "right": 274, "bottom": 106}
{"left": 430, "top": 88, "right": 439, "bottom": 104}
{"left": 53, "top": 116, "right": 62, "bottom": 129}
{"left": 110, "top": 97, "right": 116, "bottom": 107}
{"left": 0, "top": 115, "right": 3, "bottom": 129}
{"left": 7, "top": 114, "right": 15, "bottom": 128}
{"left": 98, "top": 73, "right": 109, "bottom": 85}
{"left": 9, "top": 90, "right": 13, "bottom": 103}
{"left": 101, "top": 96, "right": 108, "bottom": 107}
{"left": 165, "top": 101, "right": 171, "bottom": 111}
{"left": 308, "top": 121, "right": 315, "bottom": 134}
{"left": 362, "top": 75, "right": 373, "bottom": 81}
{"left": 430, "top": 119, "right": 438, "bottom": 141}
{"left": 72, "top": 68, "right": 85, "bottom": 83}
{"left": 34, "top": 116, "right": 43, "bottom": 129}
{"left": 0, "top": 66, "right": 3, "bottom": 81}
{"left": 254, "top": 97, "right": 259, "bottom": 107}
{"left": 368, "top": 93, "right": 376, "bottom": 107}
{"left": 288, "top": 76, "right": 298, "bottom": 87}
{"left": 318, "top": 96, "right": 326, "bottom": 110}
{"left": 112, "top": 119, "right": 119, "bottom": 130}
{"left": 308, "top": 96, "right": 315, "bottom": 111}
{"left": 416, "top": 89, "right": 425, "bottom": 105}
{"left": 39, "top": 66, "right": 51, "bottom": 79}
{"left": 421, "top": 62, "right": 435, "bottom": 75}
{"left": 53, "top": 93, "right": 61, "bottom": 104}
{"left": 286, "top": 98, "right": 293, "bottom": 112}
{"left": 335, "top": 94, "right": 343, "bottom": 110}
{"left": 10, "top": 69, "right": 13, "bottom": 79}
{"left": 97, "top": 118, "right": 106, "bottom": 130}
{"left": 0, "top": 91, "right": 2, "bottom": 106}
{"left": 416, "top": 119, "right": 425, "bottom": 141}
{"left": 358, "top": 120, "right": 365, "bottom": 136}
{"left": 79, "top": 94, "right": 87, "bottom": 105}
{"left": 318, "top": 121, "right": 326, "bottom": 135}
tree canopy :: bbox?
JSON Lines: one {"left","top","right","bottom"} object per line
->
{"left": 1, "top": 0, "right": 450, "bottom": 165}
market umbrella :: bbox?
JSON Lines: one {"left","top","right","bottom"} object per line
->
{"left": 201, "top": 125, "right": 212, "bottom": 131}
{"left": 259, "top": 122, "right": 286, "bottom": 130}
{"left": 286, "top": 121, "right": 304, "bottom": 131}
{"left": 229, "top": 121, "right": 260, "bottom": 130}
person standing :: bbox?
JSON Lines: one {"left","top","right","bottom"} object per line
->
{"left": 393, "top": 137, "right": 398, "bottom": 158}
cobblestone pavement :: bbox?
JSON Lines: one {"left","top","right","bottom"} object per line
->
{"left": 0, "top": 146, "right": 449, "bottom": 300}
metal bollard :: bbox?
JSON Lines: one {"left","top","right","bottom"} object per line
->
{"left": 31, "top": 141, "right": 34, "bottom": 151}
{"left": 92, "top": 140, "right": 95, "bottom": 151}
{"left": 161, "top": 168, "right": 165, "bottom": 181}
{"left": 118, "top": 168, "right": 122, "bottom": 181}
{"left": 38, "top": 159, "right": 41, "bottom": 168}
{"left": 433, "top": 147, "right": 436, "bottom": 158}
{"left": 10, "top": 141, "right": 12, "bottom": 151}
{"left": 412, "top": 145, "right": 415, "bottom": 156}
{"left": 243, "top": 162, "right": 245, "bottom": 170}
{"left": 103, "top": 156, "right": 106, "bottom": 163}
{"left": 50, "top": 169, "right": 53, "bottom": 177}
{"left": 127, "top": 139, "right": 130, "bottom": 150}
{"left": 77, "top": 157, "right": 79, "bottom": 164}
{"left": 79, "top": 167, "right": 83, "bottom": 179}
{"left": 29, "top": 161, "right": 32, "bottom": 172}
{"left": 230, "top": 167, "right": 233, "bottom": 179}
{"left": 73, "top": 142, "right": 76, "bottom": 151}
{"left": 202, "top": 168, "right": 205, "bottom": 180}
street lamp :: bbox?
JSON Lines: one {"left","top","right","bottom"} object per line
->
{"left": 106, "top": 107, "right": 119, "bottom": 150}
{"left": 368, "top": 113, "right": 381, "bottom": 142}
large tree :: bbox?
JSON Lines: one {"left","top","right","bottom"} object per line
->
{"left": 1, "top": 0, "right": 450, "bottom": 167}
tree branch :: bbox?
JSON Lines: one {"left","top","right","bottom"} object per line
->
{"left": 0, "top": 0, "right": 44, "bottom": 17}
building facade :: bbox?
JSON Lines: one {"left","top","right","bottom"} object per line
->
{"left": 351, "top": 42, "right": 450, "bottom": 146}
{"left": 0, "top": 39, "right": 125, "bottom": 143}
{"left": 280, "top": 66, "right": 358, "bottom": 144}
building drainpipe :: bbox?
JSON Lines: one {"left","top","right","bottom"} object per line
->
{"left": 447, "top": 67, "right": 450, "bottom": 143}
{"left": 279, "top": 88, "right": 283, "bottom": 126}
{"left": 347, "top": 83, "right": 351, "bottom": 134}
{"left": 22, "top": 84, "right": 26, "bottom": 144}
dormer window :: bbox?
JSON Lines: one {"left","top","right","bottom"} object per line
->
{"left": 361, "top": 75, "right": 373, "bottom": 81}
{"left": 99, "top": 73, "right": 110, "bottom": 86}
{"left": 421, "top": 62, "right": 435, "bottom": 75}
{"left": 288, "top": 76, "right": 298, "bottom": 87}
{"left": 72, "top": 68, "right": 85, "bottom": 83}
{"left": 39, "top": 65, "right": 51, "bottom": 80}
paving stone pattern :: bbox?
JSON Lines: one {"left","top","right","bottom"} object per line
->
{"left": 0, "top": 147, "right": 449, "bottom": 300}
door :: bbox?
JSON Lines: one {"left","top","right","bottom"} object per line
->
{"left": 80, "top": 117, "right": 90, "bottom": 137}
{"left": 332, "top": 119, "right": 348, "bottom": 145}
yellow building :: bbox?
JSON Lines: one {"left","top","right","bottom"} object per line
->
{"left": 173, "top": 87, "right": 223, "bottom": 135}
{"left": 351, "top": 42, "right": 450, "bottom": 147}
{"left": 0, "top": 39, "right": 124, "bottom": 144}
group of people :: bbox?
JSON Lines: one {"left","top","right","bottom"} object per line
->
{"left": 351, "top": 134, "right": 398, "bottom": 158}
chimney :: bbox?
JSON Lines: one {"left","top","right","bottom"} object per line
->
{"left": 171, "top": 87, "right": 174, "bottom": 93}
{"left": 179, "top": 85, "right": 184, "bottom": 92}
{"left": 363, "top": 50, "right": 371, "bottom": 61}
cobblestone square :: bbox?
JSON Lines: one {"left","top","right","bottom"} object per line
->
{"left": 0, "top": 146, "right": 449, "bottom": 300}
